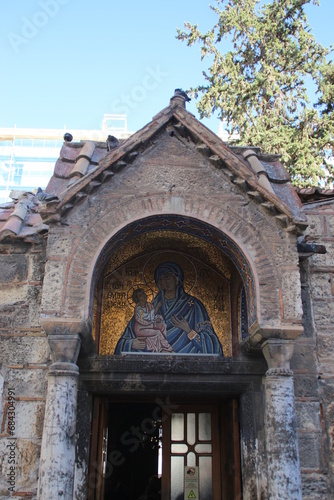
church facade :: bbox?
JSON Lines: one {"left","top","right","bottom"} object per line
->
{"left": 0, "top": 92, "right": 333, "bottom": 499}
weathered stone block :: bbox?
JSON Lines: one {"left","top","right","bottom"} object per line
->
{"left": 7, "top": 367, "right": 48, "bottom": 397}
{"left": 0, "top": 304, "right": 29, "bottom": 329}
{"left": 0, "top": 284, "right": 28, "bottom": 306}
{"left": 46, "top": 230, "right": 75, "bottom": 259}
{"left": 327, "top": 215, "right": 334, "bottom": 236}
{"left": 317, "top": 332, "right": 334, "bottom": 362}
{"left": 281, "top": 270, "right": 303, "bottom": 320}
{"left": 301, "top": 473, "right": 328, "bottom": 499}
{"left": 298, "top": 433, "right": 322, "bottom": 469}
{"left": 9, "top": 400, "right": 45, "bottom": 439}
{"left": 41, "top": 260, "right": 67, "bottom": 312}
{"left": 0, "top": 337, "right": 49, "bottom": 365}
{"left": 291, "top": 342, "right": 317, "bottom": 373}
{"left": 294, "top": 376, "right": 319, "bottom": 398}
{"left": 16, "top": 438, "right": 41, "bottom": 490}
{"left": 296, "top": 402, "right": 321, "bottom": 432}
{"left": 29, "top": 250, "right": 46, "bottom": 282}
{"left": 310, "top": 273, "right": 333, "bottom": 298}
{"left": 312, "top": 300, "right": 334, "bottom": 327}
{"left": 0, "top": 254, "right": 28, "bottom": 282}
{"left": 0, "top": 437, "right": 40, "bottom": 493}
{"left": 311, "top": 248, "right": 334, "bottom": 268}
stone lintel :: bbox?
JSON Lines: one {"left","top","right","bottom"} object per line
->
{"left": 40, "top": 316, "right": 91, "bottom": 337}
{"left": 241, "top": 323, "right": 303, "bottom": 355}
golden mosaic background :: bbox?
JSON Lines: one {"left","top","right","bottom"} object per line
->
{"left": 96, "top": 231, "right": 233, "bottom": 356}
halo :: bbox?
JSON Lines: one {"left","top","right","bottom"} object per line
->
{"left": 142, "top": 251, "right": 197, "bottom": 294}
{"left": 127, "top": 283, "right": 155, "bottom": 308}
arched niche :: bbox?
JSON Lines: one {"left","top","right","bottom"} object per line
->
{"left": 90, "top": 215, "right": 258, "bottom": 357}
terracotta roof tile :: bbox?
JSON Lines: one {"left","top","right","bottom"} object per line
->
{"left": 0, "top": 192, "right": 51, "bottom": 242}
{"left": 1, "top": 215, "right": 23, "bottom": 236}
{"left": 0, "top": 208, "right": 14, "bottom": 221}
{"left": 260, "top": 159, "right": 291, "bottom": 182}
{"left": 77, "top": 141, "right": 96, "bottom": 160}
{"left": 0, "top": 201, "right": 15, "bottom": 209}
{"left": 26, "top": 213, "right": 43, "bottom": 226}
{"left": 297, "top": 187, "right": 334, "bottom": 204}
{"left": 69, "top": 156, "right": 91, "bottom": 178}
{"left": 91, "top": 147, "right": 108, "bottom": 163}
{"left": 45, "top": 176, "right": 69, "bottom": 196}
{"left": 54, "top": 159, "right": 75, "bottom": 178}
{"left": 59, "top": 143, "right": 82, "bottom": 162}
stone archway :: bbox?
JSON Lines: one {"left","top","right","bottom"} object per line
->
{"left": 37, "top": 199, "right": 303, "bottom": 499}
{"left": 91, "top": 214, "right": 259, "bottom": 357}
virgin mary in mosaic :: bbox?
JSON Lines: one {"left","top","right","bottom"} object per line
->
{"left": 115, "top": 262, "right": 223, "bottom": 355}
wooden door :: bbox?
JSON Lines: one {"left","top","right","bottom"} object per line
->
{"left": 88, "top": 396, "right": 108, "bottom": 500}
{"left": 162, "top": 401, "right": 241, "bottom": 500}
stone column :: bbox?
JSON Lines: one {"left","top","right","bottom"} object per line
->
{"left": 37, "top": 333, "right": 81, "bottom": 500}
{"left": 262, "top": 339, "right": 302, "bottom": 500}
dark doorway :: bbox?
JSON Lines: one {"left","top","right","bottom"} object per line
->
{"left": 104, "top": 402, "right": 162, "bottom": 499}
{"left": 88, "top": 398, "right": 241, "bottom": 500}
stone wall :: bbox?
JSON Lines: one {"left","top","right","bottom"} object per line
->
{"left": 296, "top": 199, "right": 334, "bottom": 499}
{"left": 0, "top": 239, "right": 48, "bottom": 499}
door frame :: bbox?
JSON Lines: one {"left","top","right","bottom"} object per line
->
{"left": 87, "top": 395, "right": 242, "bottom": 499}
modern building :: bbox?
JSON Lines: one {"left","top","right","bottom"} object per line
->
{"left": 0, "top": 92, "right": 334, "bottom": 499}
{"left": 0, "top": 114, "right": 132, "bottom": 204}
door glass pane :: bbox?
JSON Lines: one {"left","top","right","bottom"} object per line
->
{"left": 171, "top": 456, "right": 184, "bottom": 500}
{"left": 187, "top": 451, "right": 196, "bottom": 466}
{"left": 171, "top": 413, "right": 184, "bottom": 441}
{"left": 198, "top": 412, "right": 211, "bottom": 440}
{"left": 187, "top": 413, "right": 196, "bottom": 445}
{"left": 199, "top": 456, "right": 213, "bottom": 498}
{"left": 195, "top": 443, "right": 212, "bottom": 453}
{"left": 171, "top": 444, "right": 188, "bottom": 453}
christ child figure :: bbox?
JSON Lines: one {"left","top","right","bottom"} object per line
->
{"left": 132, "top": 288, "right": 173, "bottom": 352}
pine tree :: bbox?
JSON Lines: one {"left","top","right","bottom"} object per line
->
{"left": 177, "top": 0, "right": 334, "bottom": 187}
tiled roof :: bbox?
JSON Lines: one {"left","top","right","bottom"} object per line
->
{"left": 296, "top": 187, "right": 334, "bottom": 204}
{"left": 0, "top": 93, "right": 316, "bottom": 242}
{"left": 0, "top": 192, "right": 49, "bottom": 242}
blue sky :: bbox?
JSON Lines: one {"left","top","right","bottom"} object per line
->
{"left": 0, "top": 0, "right": 333, "bottom": 135}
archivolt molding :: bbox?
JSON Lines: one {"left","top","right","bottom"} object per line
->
{"left": 49, "top": 195, "right": 284, "bottom": 331}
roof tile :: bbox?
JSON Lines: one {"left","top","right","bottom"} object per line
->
{"left": 0, "top": 208, "right": 14, "bottom": 221}
{"left": 54, "top": 159, "right": 74, "bottom": 179}
{"left": 60, "top": 143, "right": 83, "bottom": 162}
{"left": 1, "top": 215, "right": 22, "bottom": 236}
{"left": 45, "top": 176, "right": 69, "bottom": 197}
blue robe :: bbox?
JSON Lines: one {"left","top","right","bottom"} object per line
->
{"left": 114, "top": 263, "right": 223, "bottom": 355}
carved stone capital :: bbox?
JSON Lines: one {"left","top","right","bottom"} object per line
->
{"left": 40, "top": 316, "right": 95, "bottom": 361}
{"left": 261, "top": 339, "right": 295, "bottom": 373}
{"left": 265, "top": 368, "right": 293, "bottom": 377}
{"left": 241, "top": 322, "right": 303, "bottom": 355}
{"left": 48, "top": 361, "right": 80, "bottom": 377}
{"left": 48, "top": 334, "right": 81, "bottom": 364}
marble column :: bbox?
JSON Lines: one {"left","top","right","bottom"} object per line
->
{"left": 37, "top": 333, "right": 81, "bottom": 500}
{"left": 262, "top": 339, "right": 302, "bottom": 500}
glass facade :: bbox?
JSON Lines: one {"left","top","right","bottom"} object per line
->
{"left": 0, "top": 140, "right": 62, "bottom": 203}
{"left": 0, "top": 115, "right": 132, "bottom": 204}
